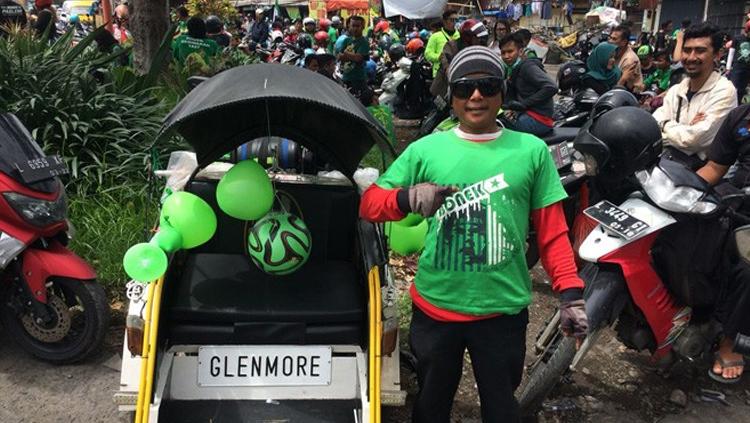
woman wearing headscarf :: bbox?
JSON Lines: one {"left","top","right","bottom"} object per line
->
{"left": 581, "top": 42, "right": 634, "bottom": 94}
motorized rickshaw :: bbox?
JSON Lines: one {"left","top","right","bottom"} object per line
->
{"left": 115, "top": 64, "right": 405, "bottom": 422}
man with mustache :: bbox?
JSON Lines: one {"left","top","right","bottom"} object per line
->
{"left": 359, "top": 46, "right": 588, "bottom": 422}
{"left": 652, "top": 22, "right": 737, "bottom": 169}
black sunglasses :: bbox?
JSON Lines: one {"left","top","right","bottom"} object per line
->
{"left": 450, "top": 77, "right": 504, "bottom": 99}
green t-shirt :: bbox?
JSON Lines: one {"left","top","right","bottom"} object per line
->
{"left": 172, "top": 34, "right": 220, "bottom": 64}
{"left": 327, "top": 27, "right": 338, "bottom": 54}
{"left": 644, "top": 67, "right": 672, "bottom": 92}
{"left": 376, "top": 129, "right": 567, "bottom": 315}
{"left": 340, "top": 35, "right": 370, "bottom": 82}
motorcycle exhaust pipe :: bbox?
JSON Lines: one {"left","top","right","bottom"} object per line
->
{"left": 734, "top": 333, "right": 750, "bottom": 355}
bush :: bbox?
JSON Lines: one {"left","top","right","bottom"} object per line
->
{"left": 67, "top": 187, "right": 159, "bottom": 295}
{"left": 0, "top": 27, "right": 183, "bottom": 195}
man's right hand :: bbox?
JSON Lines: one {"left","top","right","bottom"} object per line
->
{"left": 408, "top": 183, "right": 457, "bottom": 217}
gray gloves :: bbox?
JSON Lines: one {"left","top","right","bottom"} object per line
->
{"left": 407, "top": 183, "right": 456, "bottom": 217}
{"left": 560, "top": 299, "right": 588, "bottom": 340}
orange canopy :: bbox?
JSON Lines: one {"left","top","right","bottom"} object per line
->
{"left": 326, "top": 0, "right": 369, "bottom": 10}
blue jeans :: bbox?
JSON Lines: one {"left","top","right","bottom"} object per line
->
{"left": 504, "top": 112, "right": 552, "bottom": 136}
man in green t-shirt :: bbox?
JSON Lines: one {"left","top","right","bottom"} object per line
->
{"left": 337, "top": 15, "right": 370, "bottom": 97}
{"left": 172, "top": 17, "right": 220, "bottom": 65}
{"left": 360, "top": 46, "right": 588, "bottom": 422}
{"left": 643, "top": 49, "right": 673, "bottom": 93}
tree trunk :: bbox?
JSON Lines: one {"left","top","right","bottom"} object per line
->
{"left": 130, "top": 0, "right": 169, "bottom": 74}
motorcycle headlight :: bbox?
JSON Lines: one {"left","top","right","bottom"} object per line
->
{"left": 636, "top": 167, "right": 717, "bottom": 215}
{"left": 3, "top": 192, "right": 67, "bottom": 227}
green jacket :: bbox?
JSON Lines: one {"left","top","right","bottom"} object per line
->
{"left": 425, "top": 28, "right": 460, "bottom": 76}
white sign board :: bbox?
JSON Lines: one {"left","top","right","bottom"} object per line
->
{"left": 198, "top": 345, "right": 332, "bottom": 387}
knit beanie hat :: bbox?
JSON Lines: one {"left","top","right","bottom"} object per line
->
{"left": 448, "top": 45, "right": 506, "bottom": 83}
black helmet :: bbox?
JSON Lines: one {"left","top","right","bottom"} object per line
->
{"left": 297, "top": 33, "right": 312, "bottom": 49}
{"left": 388, "top": 43, "right": 405, "bottom": 62}
{"left": 557, "top": 60, "right": 586, "bottom": 92}
{"left": 590, "top": 88, "right": 638, "bottom": 119}
{"left": 378, "top": 34, "right": 393, "bottom": 51}
{"left": 205, "top": 15, "right": 222, "bottom": 34}
{"left": 574, "top": 107, "right": 662, "bottom": 181}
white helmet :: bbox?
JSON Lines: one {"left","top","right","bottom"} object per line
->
{"left": 303, "top": 17, "right": 315, "bottom": 26}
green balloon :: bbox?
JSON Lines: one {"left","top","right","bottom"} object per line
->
{"left": 385, "top": 220, "right": 428, "bottom": 255}
{"left": 396, "top": 213, "right": 425, "bottom": 227}
{"left": 160, "top": 191, "right": 217, "bottom": 249}
{"left": 150, "top": 222, "right": 183, "bottom": 253}
{"left": 216, "top": 160, "right": 274, "bottom": 220}
{"left": 247, "top": 212, "right": 312, "bottom": 275}
{"left": 123, "top": 243, "right": 168, "bottom": 282}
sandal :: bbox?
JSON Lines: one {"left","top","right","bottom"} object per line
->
{"left": 708, "top": 353, "right": 745, "bottom": 384}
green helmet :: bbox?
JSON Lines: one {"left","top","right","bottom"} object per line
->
{"left": 247, "top": 212, "right": 312, "bottom": 275}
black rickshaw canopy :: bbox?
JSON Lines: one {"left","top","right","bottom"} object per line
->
{"left": 158, "top": 64, "right": 394, "bottom": 177}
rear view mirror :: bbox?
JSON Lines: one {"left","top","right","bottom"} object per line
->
{"left": 734, "top": 225, "right": 750, "bottom": 265}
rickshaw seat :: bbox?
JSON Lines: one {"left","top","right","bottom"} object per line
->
{"left": 164, "top": 254, "right": 365, "bottom": 345}
{"left": 162, "top": 179, "right": 366, "bottom": 346}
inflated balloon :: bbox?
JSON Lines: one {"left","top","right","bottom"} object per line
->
{"left": 216, "top": 160, "right": 274, "bottom": 220}
{"left": 385, "top": 219, "right": 428, "bottom": 255}
{"left": 123, "top": 243, "right": 168, "bottom": 282}
{"left": 247, "top": 212, "right": 312, "bottom": 275}
{"left": 397, "top": 213, "right": 425, "bottom": 228}
{"left": 150, "top": 222, "right": 183, "bottom": 253}
{"left": 160, "top": 191, "right": 217, "bottom": 249}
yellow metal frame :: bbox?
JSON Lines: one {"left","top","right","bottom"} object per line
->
{"left": 132, "top": 269, "right": 382, "bottom": 423}
{"left": 134, "top": 276, "right": 164, "bottom": 423}
{"left": 368, "top": 266, "right": 382, "bottom": 423}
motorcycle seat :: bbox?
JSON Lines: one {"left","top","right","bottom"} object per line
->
{"left": 541, "top": 127, "right": 579, "bottom": 145}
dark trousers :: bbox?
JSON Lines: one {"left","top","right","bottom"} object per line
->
{"left": 409, "top": 306, "right": 528, "bottom": 423}
{"left": 718, "top": 261, "right": 750, "bottom": 339}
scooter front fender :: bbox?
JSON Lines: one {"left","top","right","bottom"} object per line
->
{"left": 580, "top": 263, "right": 628, "bottom": 329}
{"left": 21, "top": 240, "right": 96, "bottom": 303}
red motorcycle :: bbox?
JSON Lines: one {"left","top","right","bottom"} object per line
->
{"left": 518, "top": 107, "right": 750, "bottom": 416}
{"left": 0, "top": 113, "right": 109, "bottom": 363}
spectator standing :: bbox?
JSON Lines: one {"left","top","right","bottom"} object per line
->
{"left": 424, "top": 10, "right": 460, "bottom": 77}
{"left": 609, "top": 25, "right": 644, "bottom": 92}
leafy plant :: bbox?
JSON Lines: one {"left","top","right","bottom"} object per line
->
{"left": 0, "top": 26, "right": 183, "bottom": 195}
{"left": 186, "top": 0, "right": 238, "bottom": 21}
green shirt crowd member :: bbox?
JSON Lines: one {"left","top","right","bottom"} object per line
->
{"left": 424, "top": 10, "right": 460, "bottom": 77}
{"left": 338, "top": 16, "right": 370, "bottom": 84}
{"left": 172, "top": 17, "right": 220, "bottom": 65}
{"left": 644, "top": 50, "right": 673, "bottom": 92}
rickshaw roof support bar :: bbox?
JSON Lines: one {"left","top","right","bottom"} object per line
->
{"left": 368, "top": 267, "right": 382, "bottom": 423}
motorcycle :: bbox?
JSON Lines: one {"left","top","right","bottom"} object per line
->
{"left": 379, "top": 56, "right": 433, "bottom": 120}
{"left": 0, "top": 113, "right": 109, "bottom": 364}
{"left": 518, "top": 153, "right": 750, "bottom": 416}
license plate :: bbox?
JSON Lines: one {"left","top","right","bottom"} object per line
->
{"left": 583, "top": 200, "right": 650, "bottom": 240}
{"left": 197, "top": 345, "right": 332, "bottom": 387}
{"left": 548, "top": 142, "right": 572, "bottom": 169}
{"left": 14, "top": 155, "right": 68, "bottom": 184}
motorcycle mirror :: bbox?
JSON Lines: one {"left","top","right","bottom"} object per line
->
{"left": 734, "top": 224, "right": 750, "bottom": 265}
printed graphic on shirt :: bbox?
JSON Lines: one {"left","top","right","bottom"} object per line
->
{"left": 434, "top": 172, "right": 520, "bottom": 272}
{"left": 738, "top": 41, "right": 750, "bottom": 65}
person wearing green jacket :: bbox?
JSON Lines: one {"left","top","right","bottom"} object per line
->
{"left": 425, "top": 10, "right": 460, "bottom": 77}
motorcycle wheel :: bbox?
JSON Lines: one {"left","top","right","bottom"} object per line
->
{"left": 1, "top": 278, "right": 109, "bottom": 364}
{"left": 517, "top": 320, "right": 601, "bottom": 417}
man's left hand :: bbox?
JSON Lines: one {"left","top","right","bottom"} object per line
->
{"left": 560, "top": 299, "right": 588, "bottom": 349}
